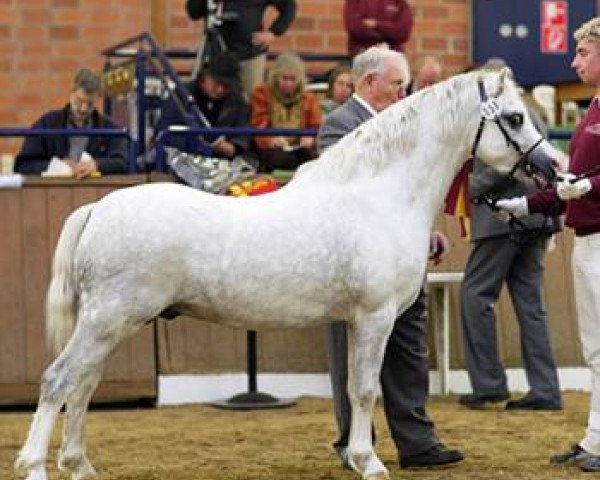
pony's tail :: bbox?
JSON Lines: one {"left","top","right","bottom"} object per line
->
{"left": 46, "top": 203, "right": 94, "bottom": 356}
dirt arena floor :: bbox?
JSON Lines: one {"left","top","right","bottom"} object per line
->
{"left": 1, "top": 391, "right": 596, "bottom": 480}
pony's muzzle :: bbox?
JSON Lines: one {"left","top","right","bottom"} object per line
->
{"left": 525, "top": 142, "right": 561, "bottom": 187}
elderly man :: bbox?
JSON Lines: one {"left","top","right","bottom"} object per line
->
{"left": 15, "top": 69, "right": 128, "bottom": 178}
{"left": 318, "top": 44, "right": 464, "bottom": 470}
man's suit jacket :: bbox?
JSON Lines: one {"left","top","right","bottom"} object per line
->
{"left": 318, "top": 96, "right": 373, "bottom": 153}
{"left": 469, "top": 160, "right": 561, "bottom": 241}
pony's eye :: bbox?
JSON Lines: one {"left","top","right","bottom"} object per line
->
{"left": 504, "top": 112, "right": 524, "bottom": 129}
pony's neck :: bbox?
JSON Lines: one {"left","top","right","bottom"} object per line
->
{"left": 369, "top": 79, "right": 480, "bottom": 218}
{"left": 298, "top": 73, "right": 482, "bottom": 220}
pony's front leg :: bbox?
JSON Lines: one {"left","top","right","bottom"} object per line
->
{"left": 346, "top": 307, "right": 396, "bottom": 480}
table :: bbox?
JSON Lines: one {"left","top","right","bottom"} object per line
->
{"left": 427, "top": 271, "right": 464, "bottom": 394}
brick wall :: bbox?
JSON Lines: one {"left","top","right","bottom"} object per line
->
{"left": 168, "top": 0, "right": 470, "bottom": 74}
{"left": 0, "top": 0, "right": 469, "bottom": 153}
{"left": 0, "top": 0, "right": 149, "bottom": 152}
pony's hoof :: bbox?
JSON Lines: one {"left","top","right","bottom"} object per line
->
{"left": 58, "top": 453, "right": 97, "bottom": 480}
{"left": 364, "top": 472, "right": 389, "bottom": 480}
{"left": 14, "top": 460, "right": 48, "bottom": 480}
{"left": 14, "top": 455, "right": 47, "bottom": 480}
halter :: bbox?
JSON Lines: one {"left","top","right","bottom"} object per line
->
{"left": 470, "top": 79, "right": 545, "bottom": 178}
{"left": 471, "top": 79, "right": 552, "bottom": 246}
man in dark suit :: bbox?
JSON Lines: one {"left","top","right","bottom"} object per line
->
{"left": 15, "top": 69, "right": 128, "bottom": 178}
{"left": 317, "top": 44, "right": 464, "bottom": 470}
{"left": 458, "top": 98, "right": 562, "bottom": 411}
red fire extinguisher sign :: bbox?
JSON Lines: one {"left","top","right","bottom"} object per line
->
{"left": 541, "top": 1, "right": 568, "bottom": 54}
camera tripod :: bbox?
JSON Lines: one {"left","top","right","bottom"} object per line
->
{"left": 190, "top": 0, "right": 229, "bottom": 79}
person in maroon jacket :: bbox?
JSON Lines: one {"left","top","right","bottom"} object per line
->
{"left": 496, "top": 16, "right": 600, "bottom": 472}
{"left": 343, "top": 0, "right": 413, "bottom": 57}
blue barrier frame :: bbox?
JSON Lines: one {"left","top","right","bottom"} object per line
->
{"left": 0, "top": 128, "right": 137, "bottom": 174}
{"left": 102, "top": 32, "right": 211, "bottom": 159}
{"left": 547, "top": 128, "right": 573, "bottom": 141}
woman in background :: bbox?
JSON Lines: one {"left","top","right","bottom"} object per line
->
{"left": 250, "top": 52, "right": 322, "bottom": 172}
{"left": 321, "top": 64, "right": 354, "bottom": 116}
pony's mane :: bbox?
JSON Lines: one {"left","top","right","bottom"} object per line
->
{"left": 300, "top": 71, "right": 484, "bottom": 183}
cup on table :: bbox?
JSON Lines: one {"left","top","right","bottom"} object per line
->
{"left": 1, "top": 154, "right": 15, "bottom": 175}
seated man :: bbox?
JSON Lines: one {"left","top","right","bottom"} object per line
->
{"left": 155, "top": 51, "right": 253, "bottom": 164}
{"left": 15, "top": 68, "right": 128, "bottom": 178}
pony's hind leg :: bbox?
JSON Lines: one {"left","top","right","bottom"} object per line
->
{"left": 15, "top": 356, "right": 76, "bottom": 480}
{"left": 17, "top": 311, "right": 131, "bottom": 480}
{"left": 346, "top": 307, "right": 396, "bottom": 480}
{"left": 57, "top": 371, "right": 102, "bottom": 480}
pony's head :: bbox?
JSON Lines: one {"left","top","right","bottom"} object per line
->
{"left": 471, "top": 68, "right": 566, "bottom": 188}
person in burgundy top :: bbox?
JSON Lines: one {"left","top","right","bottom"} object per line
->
{"left": 343, "top": 0, "right": 413, "bottom": 57}
{"left": 496, "top": 17, "right": 600, "bottom": 472}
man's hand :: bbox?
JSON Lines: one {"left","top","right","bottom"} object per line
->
{"left": 299, "top": 136, "right": 315, "bottom": 149}
{"left": 252, "top": 30, "right": 275, "bottom": 48}
{"left": 429, "top": 231, "right": 449, "bottom": 265}
{"left": 72, "top": 152, "right": 98, "bottom": 179}
{"left": 494, "top": 196, "right": 529, "bottom": 221}
{"left": 557, "top": 173, "right": 592, "bottom": 200}
{"left": 270, "top": 136, "right": 289, "bottom": 149}
{"left": 213, "top": 137, "right": 236, "bottom": 158}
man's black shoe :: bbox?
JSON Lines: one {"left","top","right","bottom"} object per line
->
{"left": 400, "top": 444, "right": 464, "bottom": 469}
{"left": 550, "top": 444, "right": 593, "bottom": 465}
{"left": 458, "top": 392, "right": 510, "bottom": 409}
{"left": 505, "top": 394, "right": 562, "bottom": 411}
{"left": 580, "top": 455, "right": 600, "bottom": 471}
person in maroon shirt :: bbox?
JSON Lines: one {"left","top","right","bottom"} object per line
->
{"left": 497, "top": 17, "right": 600, "bottom": 472}
{"left": 343, "top": 0, "right": 413, "bottom": 57}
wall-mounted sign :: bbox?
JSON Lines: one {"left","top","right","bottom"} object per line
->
{"left": 541, "top": 0, "right": 568, "bottom": 54}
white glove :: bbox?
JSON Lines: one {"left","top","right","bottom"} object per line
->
{"left": 556, "top": 173, "right": 592, "bottom": 200}
{"left": 495, "top": 196, "right": 529, "bottom": 221}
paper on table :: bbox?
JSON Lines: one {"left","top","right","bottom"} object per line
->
{"left": 0, "top": 174, "right": 24, "bottom": 188}
{"left": 41, "top": 157, "right": 73, "bottom": 177}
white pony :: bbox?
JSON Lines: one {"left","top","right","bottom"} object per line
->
{"left": 16, "top": 69, "right": 564, "bottom": 480}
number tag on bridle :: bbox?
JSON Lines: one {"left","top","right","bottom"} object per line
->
{"left": 480, "top": 98, "right": 502, "bottom": 120}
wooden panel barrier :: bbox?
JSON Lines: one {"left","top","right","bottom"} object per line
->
{"left": 0, "top": 174, "right": 584, "bottom": 405}
{"left": 0, "top": 176, "right": 156, "bottom": 404}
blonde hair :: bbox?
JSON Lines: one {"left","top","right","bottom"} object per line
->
{"left": 575, "top": 17, "right": 600, "bottom": 43}
{"left": 269, "top": 52, "right": 307, "bottom": 90}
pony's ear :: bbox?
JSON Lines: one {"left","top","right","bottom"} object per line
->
{"left": 494, "top": 67, "right": 514, "bottom": 97}
{"left": 499, "top": 66, "right": 514, "bottom": 82}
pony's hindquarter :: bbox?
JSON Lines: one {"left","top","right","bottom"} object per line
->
{"left": 46, "top": 203, "right": 94, "bottom": 356}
